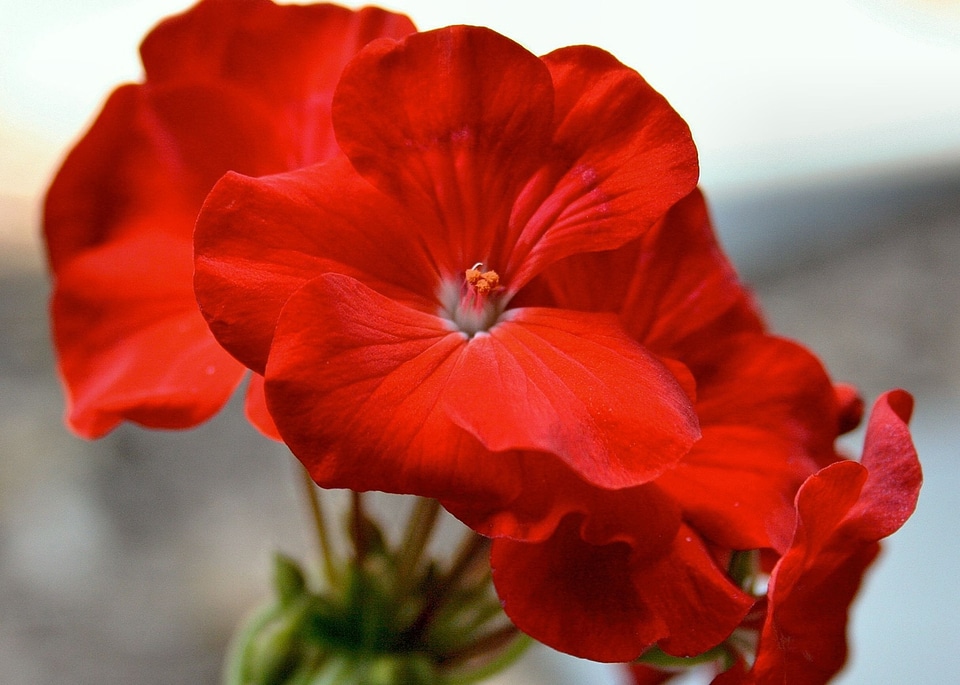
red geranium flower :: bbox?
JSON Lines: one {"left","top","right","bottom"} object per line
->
{"left": 625, "top": 390, "right": 921, "bottom": 684}
{"left": 42, "top": 0, "right": 415, "bottom": 438}
{"left": 194, "top": 24, "right": 859, "bottom": 661}
{"left": 195, "top": 24, "right": 701, "bottom": 504}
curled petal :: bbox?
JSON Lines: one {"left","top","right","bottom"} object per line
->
{"left": 751, "top": 390, "right": 921, "bottom": 685}
{"left": 844, "top": 390, "right": 921, "bottom": 539}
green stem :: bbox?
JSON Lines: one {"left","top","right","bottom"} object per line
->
{"left": 406, "top": 533, "right": 490, "bottom": 641}
{"left": 636, "top": 644, "right": 732, "bottom": 670}
{"left": 395, "top": 498, "right": 442, "bottom": 595}
{"left": 298, "top": 464, "right": 339, "bottom": 587}
{"left": 350, "top": 490, "right": 369, "bottom": 565}
{"left": 439, "top": 623, "right": 521, "bottom": 667}
{"left": 444, "top": 633, "right": 533, "bottom": 685}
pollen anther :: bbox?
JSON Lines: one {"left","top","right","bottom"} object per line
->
{"left": 465, "top": 264, "right": 500, "bottom": 295}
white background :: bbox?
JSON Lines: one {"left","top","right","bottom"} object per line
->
{"left": 4, "top": 0, "right": 960, "bottom": 204}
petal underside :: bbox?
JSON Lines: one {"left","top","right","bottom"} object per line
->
{"left": 51, "top": 232, "right": 244, "bottom": 437}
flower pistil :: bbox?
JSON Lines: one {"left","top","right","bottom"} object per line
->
{"left": 439, "top": 263, "right": 504, "bottom": 338}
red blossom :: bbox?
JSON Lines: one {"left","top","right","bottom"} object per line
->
{"left": 42, "top": 0, "right": 415, "bottom": 437}
{"left": 194, "top": 25, "right": 702, "bottom": 505}
{"left": 739, "top": 390, "right": 921, "bottom": 685}
{"left": 193, "top": 23, "right": 864, "bottom": 662}
{"left": 623, "top": 391, "right": 920, "bottom": 684}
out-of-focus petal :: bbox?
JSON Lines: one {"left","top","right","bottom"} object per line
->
{"left": 141, "top": 0, "right": 416, "bottom": 165}
{"left": 51, "top": 232, "right": 245, "bottom": 437}
{"left": 43, "top": 0, "right": 416, "bottom": 436}
{"left": 244, "top": 373, "right": 280, "bottom": 440}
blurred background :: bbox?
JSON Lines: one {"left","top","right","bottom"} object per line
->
{"left": 1, "top": 0, "right": 958, "bottom": 682}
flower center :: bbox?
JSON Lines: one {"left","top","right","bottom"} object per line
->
{"left": 439, "top": 263, "right": 504, "bottom": 337}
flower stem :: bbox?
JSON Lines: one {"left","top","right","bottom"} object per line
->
{"left": 440, "top": 623, "right": 521, "bottom": 667}
{"left": 395, "top": 497, "right": 442, "bottom": 594}
{"left": 444, "top": 632, "right": 532, "bottom": 685}
{"left": 407, "top": 531, "right": 490, "bottom": 640}
{"left": 350, "top": 490, "right": 369, "bottom": 565}
{"left": 297, "top": 463, "right": 339, "bottom": 587}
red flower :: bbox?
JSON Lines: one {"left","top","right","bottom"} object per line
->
{"left": 194, "top": 24, "right": 701, "bottom": 506}
{"left": 623, "top": 391, "right": 921, "bottom": 684}
{"left": 195, "top": 24, "right": 857, "bottom": 662}
{"left": 42, "top": 0, "right": 415, "bottom": 437}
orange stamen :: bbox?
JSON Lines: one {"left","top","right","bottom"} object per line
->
{"left": 465, "top": 264, "right": 500, "bottom": 296}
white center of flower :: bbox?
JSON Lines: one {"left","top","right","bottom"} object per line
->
{"left": 438, "top": 263, "right": 504, "bottom": 337}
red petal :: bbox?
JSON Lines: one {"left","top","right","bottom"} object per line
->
{"left": 47, "top": 0, "right": 415, "bottom": 271}
{"left": 264, "top": 273, "right": 696, "bottom": 523}
{"left": 834, "top": 382, "right": 865, "bottom": 435}
{"left": 661, "top": 426, "right": 802, "bottom": 553}
{"left": 844, "top": 389, "right": 921, "bottom": 539}
{"left": 332, "top": 26, "right": 556, "bottom": 275}
{"left": 43, "top": 85, "right": 196, "bottom": 271}
{"left": 43, "top": 0, "right": 416, "bottom": 436}
{"left": 44, "top": 83, "right": 295, "bottom": 272}
{"left": 504, "top": 47, "right": 698, "bottom": 288}
{"left": 332, "top": 27, "right": 698, "bottom": 291}
{"left": 658, "top": 335, "right": 840, "bottom": 551}
{"left": 195, "top": 158, "right": 436, "bottom": 374}
{"left": 443, "top": 456, "right": 681, "bottom": 545}
{"left": 531, "top": 189, "right": 762, "bottom": 358}
{"left": 51, "top": 232, "right": 244, "bottom": 437}
{"left": 444, "top": 308, "right": 700, "bottom": 489}
{"left": 264, "top": 273, "right": 529, "bottom": 504}
{"left": 751, "top": 391, "right": 921, "bottom": 684}
{"left": 492, "top": 520, "right": 751, "bottom": 662}
{"left": 141, "top": 0, "right": 415, "bottom": 166}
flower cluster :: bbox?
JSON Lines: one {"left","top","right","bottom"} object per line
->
{"left": 43, "top": 2, "right": 921, "bottom": 684}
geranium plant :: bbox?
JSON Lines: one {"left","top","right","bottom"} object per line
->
{"left": 43, "top": 2, "right": 921, "bottom": 684}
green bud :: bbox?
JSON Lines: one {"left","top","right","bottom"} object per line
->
{"left": 274, "top": 553, "right": 308, "bottom": 606}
